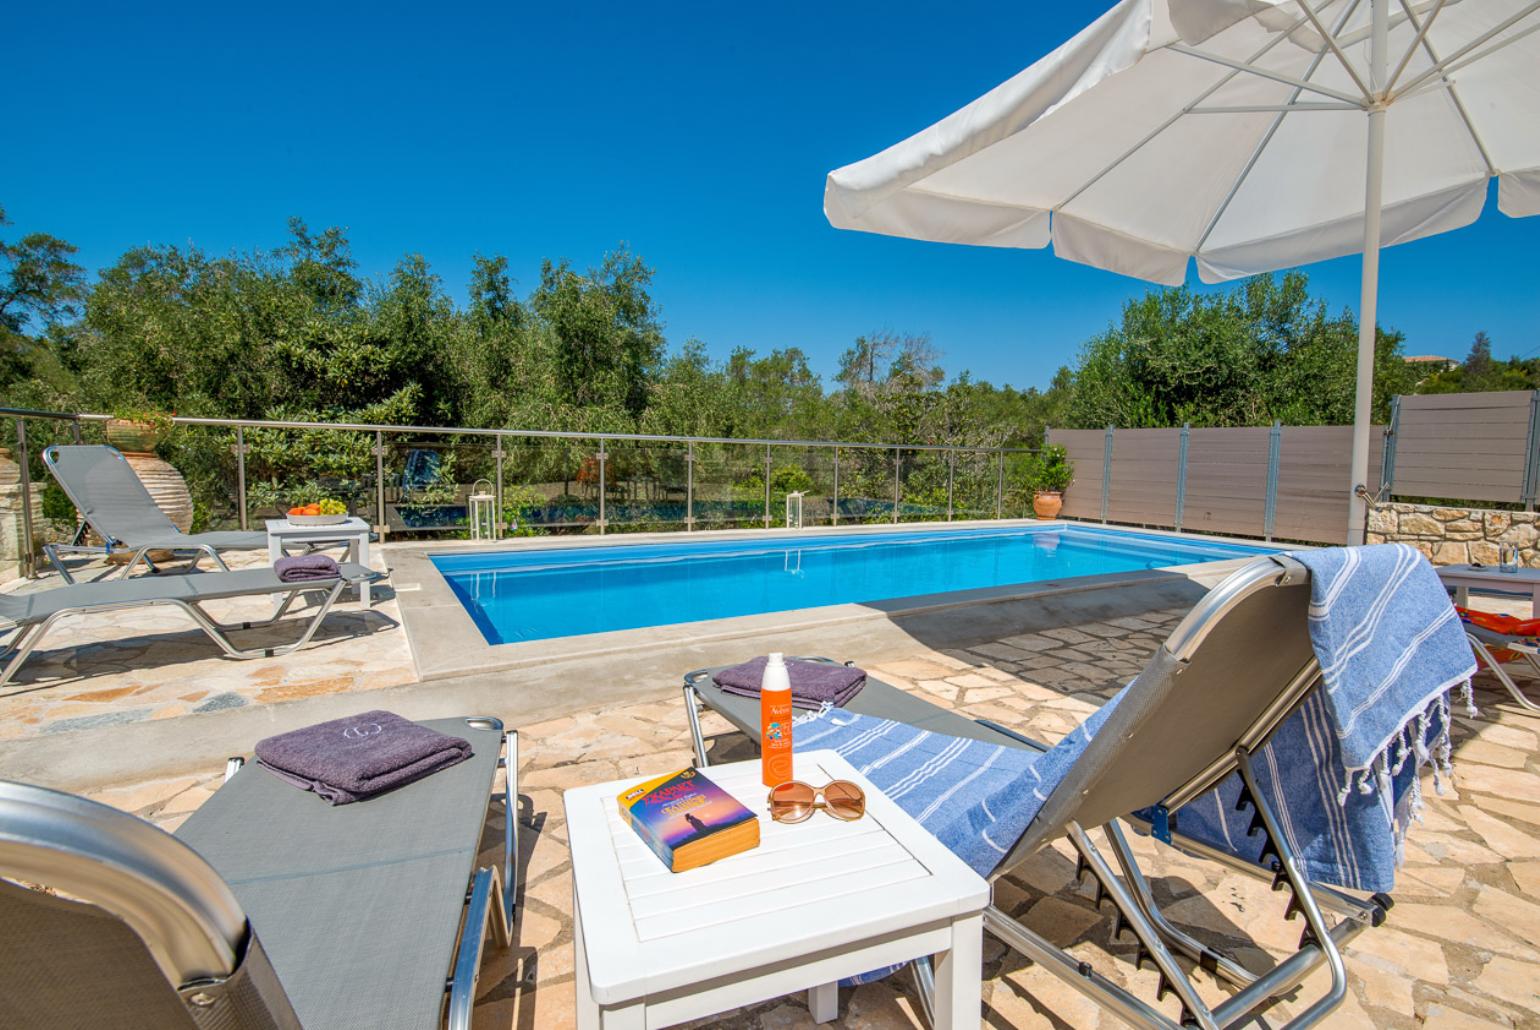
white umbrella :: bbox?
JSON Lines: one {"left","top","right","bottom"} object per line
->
{"left": 825, "top": 0, "right": 1540, "bottom": 543}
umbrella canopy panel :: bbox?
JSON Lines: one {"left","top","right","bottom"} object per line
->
{"left": 825, "top": 0, "right": 1540, "bottom": 286}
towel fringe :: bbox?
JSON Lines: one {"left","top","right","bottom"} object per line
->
{"left": 793, "top": 700, "right": 835, "bottom": 727}
{"left": 1338, "top": 683, "right": 1467, "bottom": 808}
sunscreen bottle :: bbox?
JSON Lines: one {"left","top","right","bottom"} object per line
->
{"left": 760, "top": 653, "right": 794, "bottom": 787}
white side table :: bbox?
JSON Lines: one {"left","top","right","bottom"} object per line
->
{"left": 564, "top": 750, "right": 988, "bottom": 1029}
{"left": 1437, "top": 563, "right": 1540, "bottom": 618}
{"left": 264, "top": 517, "right": 373, "bottom": 609}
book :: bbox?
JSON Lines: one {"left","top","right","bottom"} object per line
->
{"left": 617, "top": 767, "right": 760, "bottom": 873}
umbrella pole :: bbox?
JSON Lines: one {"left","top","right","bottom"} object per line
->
{"left": 1348, "top": 0, "right": 1389, "bottom": 546}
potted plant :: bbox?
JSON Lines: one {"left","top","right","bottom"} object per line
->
{"left": 104, "top": 407, "right": 175, "bottom": 453}
{"left": 103, "top": 407, "right": 193, "bottom": 535}
{"left": 1030, "top": 444, "right": 1073, "bottom": 519}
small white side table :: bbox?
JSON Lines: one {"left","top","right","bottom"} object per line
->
{"left": 264, "top": 517, "right": 372, "bottom": 609}
{"left": 1437, "top": 563, "right": 1540, "bottom": 618}
{"left": 564, "top": 750, "right": 988, "bottom": 1029}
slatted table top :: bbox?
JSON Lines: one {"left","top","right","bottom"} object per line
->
{"left": 565, "top": 749, "right": 989, "bottom": 1004}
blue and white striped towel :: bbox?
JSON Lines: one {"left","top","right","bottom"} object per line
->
{"left": 794, "top": 544, "right": 1476, "bottom": 900}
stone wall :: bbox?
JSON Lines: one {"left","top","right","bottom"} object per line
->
{"left": 1367, "top": 501, "right": 1538, "bottom": 566}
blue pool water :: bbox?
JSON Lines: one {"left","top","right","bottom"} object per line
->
{"left": 432, "top": 525, "right": 1275, "bottom": 645}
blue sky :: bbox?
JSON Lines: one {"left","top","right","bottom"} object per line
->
{"left": 10, "top": 1, "right": 1538, "bottom": 391}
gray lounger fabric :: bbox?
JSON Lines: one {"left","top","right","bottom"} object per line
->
{"left": 46, "top": 444, "right": 267, "bottom": 552}
{"left": 176, "top": 718, "right": 503, "bottom": 1030}
{"left": 690, "top": 666, "right": 1023, "bottom": 748}
{"left": 0, "top": 563, "right": 372, "bottom": 627}
{"left": 0, "top": 877, "right": 299, "bottom": 1030}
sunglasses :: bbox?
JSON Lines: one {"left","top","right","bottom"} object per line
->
{"left": 767, "top": 779, "right": 867, "bottom": 823}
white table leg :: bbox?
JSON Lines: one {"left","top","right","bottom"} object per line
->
{"left": 353, "top": 533, "right": 371, "bottom": 608}
{"left": 574, "top": 900, "right": 600, "bottom": 1030}
{"left": 1531, "top": 584, "right": 1539, "bottom": 620}
{"left": 808, "top": 982, "right": 838, "bottom": 1023}
{"left": 1455, "top": 585, "right": 1469, "bottom": 608}
{"left": 931, "top": 913, "right": 982, "bottom": 1029}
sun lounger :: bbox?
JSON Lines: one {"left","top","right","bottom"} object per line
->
{"left": 0, "top": 562, "right": 378, "bottom": 687}
{"left": 0, "top": 716, "right": 517, "bottom": 1029}
{"left": 683, "top": 549, "right": 1473, "bottom": 1028}
{"left": 1454, "top": 606, "right": 1540, "bottom": 712}
{"left": 42, "top": 444, "right": 270, "bottom": 582}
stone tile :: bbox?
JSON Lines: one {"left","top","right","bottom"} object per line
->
{"left": 41, "top": 709, "right": 153, "bottom": 734}
{"left": 86, "top": 776, "right": 199, "bottom": 814}
{"left": 1453, "top": 739, "right": 1530, "bottom": 769}
{"left": 1508, "top": 860, "right": 1540, "bottom": 898}
{"left": 997, "top": 633, "right": 1061, "bottom": 652}
{"left": 1474, "top": 955, "right": 1540, "bottom": 1012}
{"left": 1480, "top": 797, "right": 1540, "bottom": 830}
{"left": 1349, "top": 927, "right": 1448, "bottom": 985}
{"left": 1459, "top": 805, "right": 1540, "bottom": 859}
{"left": 1420, "top": 1002, "right": 1513, "bottom": 1030}
{"left": 1352, "top": 953, "right": 1414, "bottom": 1013}
{"left": 1390, "top": 904, "right": 1535, "bottom": 959}
{"left": 1472, "top": 885, "right": 1540, "bottom": 949}
{"left": 193, "top": 692, "right": 249, "bottom": 713}
{"left": 963, "top": 685, "right": 1018, "bottom": 703}
{"left": 1454, "top": 764, "right": 1540, "bottom": 797}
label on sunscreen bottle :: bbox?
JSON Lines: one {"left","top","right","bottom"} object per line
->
{"left": 760, "top": 652, "right": 794, "bottom": 787}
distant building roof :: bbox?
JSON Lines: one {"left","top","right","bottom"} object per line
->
{"left": 1404, "top": 355, "right": 1455, "bottom": 364}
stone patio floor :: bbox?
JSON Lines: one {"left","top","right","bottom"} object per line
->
{"left": 0, "top": 550, "right": 411, "bottom": 738}
{"left": 47, "top": 594, "right": 1540, "bottom": 1028}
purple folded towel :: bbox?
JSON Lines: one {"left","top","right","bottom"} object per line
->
{"left": 255, "top": 710, "right": 473, "bottom": 805}
{"left": 274, "top": 553, "right": 341, "bottom": 582}
{"left": 714, "top": 657, "right": 866, "bottom": 711}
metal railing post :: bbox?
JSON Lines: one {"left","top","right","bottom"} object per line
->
{"left": 597, "top": 444, "right": 607, "bottom": 534}
{"left": 1381, "top": 396, "right": 1401, "bottom": 503}
{"left": 233, "top": 425, "right": 249, "bottom": 531}
{"left": 1522, "top": 393, "right": 1540, "bottom": 513}
{"left": 996, "top": 450, "right": 1005, "bottom": 519}
{"left": 1264, "top": 421, "right": 1282, "bottom": 542}
{"left": 946, "top": 449, "right": 955, "bottom": 521}
{"left": 1101, "top": 427, "right": 1113, "bottom": 524}
{"left": 16, "top": 419, "right": 36, "bottom": 578}
{"left": 831, "top": 448, "right": 840, "bottom": 526}
{"left": 686, "top": 441, "right": 695, "bottom": 531}
{"left": 493, "top": 434, "right": 505, "bottom": 539}
{"left": 893, "top": 448, "right": 901, "bottom": 524}
{"left": 1174, "top": 423, "right": 1190, "bottom": 533}
{"left": 373, "top": 431, "right": 386, "bottom": 536}
{"left": 763, "top": 444, "right": 772, "bottom": 529}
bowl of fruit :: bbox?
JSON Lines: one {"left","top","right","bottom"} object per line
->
{"left": 286, "top": 499, "right": 349, "bottom": 526}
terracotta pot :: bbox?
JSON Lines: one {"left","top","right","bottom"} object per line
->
{"left": 1031, "top": 490, "right": 1064, "bottom": 519}
{"left": 105, "top": 418, "right": 167, "bottom": 453}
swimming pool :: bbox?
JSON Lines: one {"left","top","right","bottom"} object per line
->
{"left": 431, "top": 525, "right": 1275, "bottom": 645}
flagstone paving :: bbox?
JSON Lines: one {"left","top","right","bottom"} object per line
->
{"left": 71, "top": 601, "right": 1540, "bottom": 1028}
{"left": 0, "top": 550, "right": 412, "bottom": 739}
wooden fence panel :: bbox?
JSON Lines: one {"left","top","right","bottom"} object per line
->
{"left": 1391, "top": 391, "right": 1530, "bottom": 503}
{"left": 1272, "top": 426, "right": 1386, "bottom": 545}
{"left": 1181, "top": 428, "right": 1271, "bottom": 537}
{"left": 1048, "top": 429, "right": 1108, "bottom": 520}
{"left": 1107, "top": 428, "right": 1180, "bottom": 528}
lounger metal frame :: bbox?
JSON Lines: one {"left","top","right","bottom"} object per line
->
{"left": 1462, "top": 628, "right": 1540, "bottom": 713}
{"left": 0, "top": 720, "right": 520, "bottom": 1030}
{"left": 680, "top": 559, "right": 1392, "bottom": 1029}
{"left": 41, "top": 444, "right": 248, "bottom": 584}
{"left": 0, "top": 578, "right": 350, "bottom": 689}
